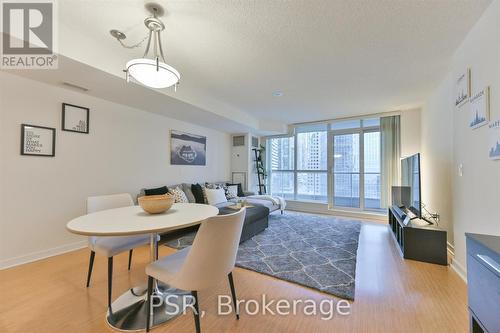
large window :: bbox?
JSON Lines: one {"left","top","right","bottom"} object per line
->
{"left": 268, "top": 118, "right": 382, "bottom": 212}
{"left": 269, "top": 137, "right": 294, "bottom": 199}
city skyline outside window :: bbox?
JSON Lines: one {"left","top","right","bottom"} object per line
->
{"left": 296, "top": 131, "right": 328, "bottom": 202}
{"left": 364, "top": 131, "right": 381, "bottom": 209}
{"left": 270, "top": 137, "right": 294, "bottom": 199}
{"left": 333, "top": 133, "right": 360, "bottom": 207}
{"left": 268, "top": 118, "right": 382, "bottom": 212}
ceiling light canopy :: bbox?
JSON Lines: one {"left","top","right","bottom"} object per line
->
{"left": 112, "top": 4, "right": 180, "bottom": 90}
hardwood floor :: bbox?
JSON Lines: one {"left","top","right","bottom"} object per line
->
{"left": 0, "top": 220, "right": 467, "bottom": 333}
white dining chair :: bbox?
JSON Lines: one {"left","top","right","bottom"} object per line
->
{"left": 145, "top": 208, "right": 246, "bottom": 333}
{"left": 85, "top": 193, "right": 154, "bottom": 313}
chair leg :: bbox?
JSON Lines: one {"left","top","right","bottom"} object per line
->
{"left": 107, "top": 257, "right": 113, "bottom": 314}
{"left": 86, "top": 251, "right": 95, "bottom": 287}
{"left": 191, "top": 291, "right": 201, "bottom": 333}
{"left": 128, "top": 249, "right": 133, "bottom": 271}
{"left": 228, "top": 272, "right": 239, "bottom": 320}
{"left": 146, "top": 276, "right": 153, "bottom": 332}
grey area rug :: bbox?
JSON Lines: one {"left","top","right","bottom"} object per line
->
{"left": 164, "top": 211, "right": 362, "bottom": 300}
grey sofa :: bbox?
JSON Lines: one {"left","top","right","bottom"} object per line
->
{"left": 137, "top": 182, "right": 282, "bottom": 213}
{"left": 137, "top": 182, "right": 280, "bottom": 242}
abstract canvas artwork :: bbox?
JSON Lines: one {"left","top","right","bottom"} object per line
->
{"left": 455, "top": 68, "right": 471, "bottom": 107}
{"left": 170, "top": 130, "right": 206, "bottom": 165}
{"left": 469, "top": 87, "right": 489, "bottom": 129}
{"left": 488, "top": 119, "right": 500, "bottom": 160}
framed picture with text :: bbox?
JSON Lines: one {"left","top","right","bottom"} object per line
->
{"left": 20, "top": 124, "right": 56, "bottom": 157}
{"left": 62, "top": 103, "right": 89, "bottom": 133}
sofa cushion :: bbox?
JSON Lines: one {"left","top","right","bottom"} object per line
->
{"left": 205, "top": 188, "right": 227, "bottom": 205}
{"left": 144, "top": 186, "right": 169, "bottom": 196}
{"left": 219, "top": 205, "right": 269, "bottom": 224}
{"left": 226, "top": 183, "right": 244, "bottom": 197}
{"left": 191, "top": 183, "right": 205, "bottom": 204}
{"left": 169, "top": 186, "right": 189, "bottom": 203}
{"left": 182, "top": 183, "right": 196, "bottom": 203}
{"left": 226, "top": 185, "right": 238, "bottom": 199}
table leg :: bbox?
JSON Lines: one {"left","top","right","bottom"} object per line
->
{"left": 106, "top": 233, "right": 193, "bottom": 331}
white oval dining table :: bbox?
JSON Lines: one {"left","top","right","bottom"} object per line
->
{"left": 67, "top": 203, "right": 219, "bottom": 332}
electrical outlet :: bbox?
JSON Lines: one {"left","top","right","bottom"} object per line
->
{"left": 458, "top": 163, "right": 463, "bottom": 177}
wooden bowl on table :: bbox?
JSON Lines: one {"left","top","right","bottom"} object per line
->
{"left": 138, "top": 194, "right": 174, "bottom": 214}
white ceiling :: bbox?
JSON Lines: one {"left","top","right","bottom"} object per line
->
{"left": 12, "top": 0, "right": 495, "bottom": 132}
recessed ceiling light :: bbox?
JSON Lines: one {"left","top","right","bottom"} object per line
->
{"left": 272, "top": 91, "right": 284, "bottom": 97}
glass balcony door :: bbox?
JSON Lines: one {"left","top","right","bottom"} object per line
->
{"left": 331, "top": 132, "right": 360, "bottom": 208}
{"left": 329, "top": 122, "right": 382, "bottom": 212}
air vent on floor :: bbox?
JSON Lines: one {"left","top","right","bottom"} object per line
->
{"left": 61, "top": 82, "right": 89, "bottom": 92}
{"left": 233, "top": 135, "right": 245, "bottom": 147}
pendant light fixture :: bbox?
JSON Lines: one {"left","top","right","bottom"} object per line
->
{"left": 111, "top": 4, "right": 180, "bottom": 90}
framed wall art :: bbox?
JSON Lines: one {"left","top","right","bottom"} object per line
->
{"left": 455, "top": 68, "right": 471, "bottom": 108}
{"left": 62, "top": 103, "right": 89, "bottom": 133}
{"left": 170, "top": 130, "right": 207, "bottom": 165}
{"left": 20, "top": 124, "right": 56, "bottom": 157}
{"left": 488, "top": 119, "right": 500, "bottom": 160}
{"left": 469, "top": 86, "right": 490, "bottom": 129}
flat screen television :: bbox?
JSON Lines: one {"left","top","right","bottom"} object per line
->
{"left": 401, "top": 153, "right": 421, "bottom": 219}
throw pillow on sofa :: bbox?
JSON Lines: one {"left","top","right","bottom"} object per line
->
{"left": 191, "top": 183, "right": 205, "bottom": 204}
{"left": 204, "top": 183, "right": 223, "bottom": 203}
{"left": 144, "top": 186, "right": 169, "bottom": 196}
{"left": 169, "top": 186, "right": 189, "bottom": 203}
{"left": 205, "top": 188, "right": 227, "bottom": 205}
{"left": 204, "top": 182, "right": 224, "bottom": 189}
{"left": 226, "top": 183, "right": 244, "bottom": 197}
{"left": 226, "top": 185, "right": 238, "bottom": 199}
{"left": 182, "top": 183, "right": 196, "bottom": 203}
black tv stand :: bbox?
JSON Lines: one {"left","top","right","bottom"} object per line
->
{"left": 388, "top": 205, "right": 447, "bottom": 265}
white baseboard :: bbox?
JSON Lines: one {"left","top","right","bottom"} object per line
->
{"left": 446, "top": 241, "right": 455, "bottom": 263}
{"left": 450, "top": 258, "right": 467, "bottom": 283}
{"left": 0, "top": 240, "right": 87, "bottom": 270}
{"left": 444, "top": 242, "right": 467, "bottom": 283}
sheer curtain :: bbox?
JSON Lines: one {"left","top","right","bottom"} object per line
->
{"left": 380, "top": 115, "right": 401, "bottom": 208}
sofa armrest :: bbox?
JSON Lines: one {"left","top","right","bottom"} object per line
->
{"left": 243, "top": 191, "right": 255, "bottom": 196}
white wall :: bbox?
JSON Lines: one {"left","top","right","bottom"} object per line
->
{"left": 400, "top": 108, "right": 421, "bottom": 158}
{"left": 421, "top": 0, "right": 500, "bottom": 276}
{"left": 421, "top": 82, "right": 455, "bottom": 244}
{"left": 0, "top": 72, "right": 231, "bottom": 269}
